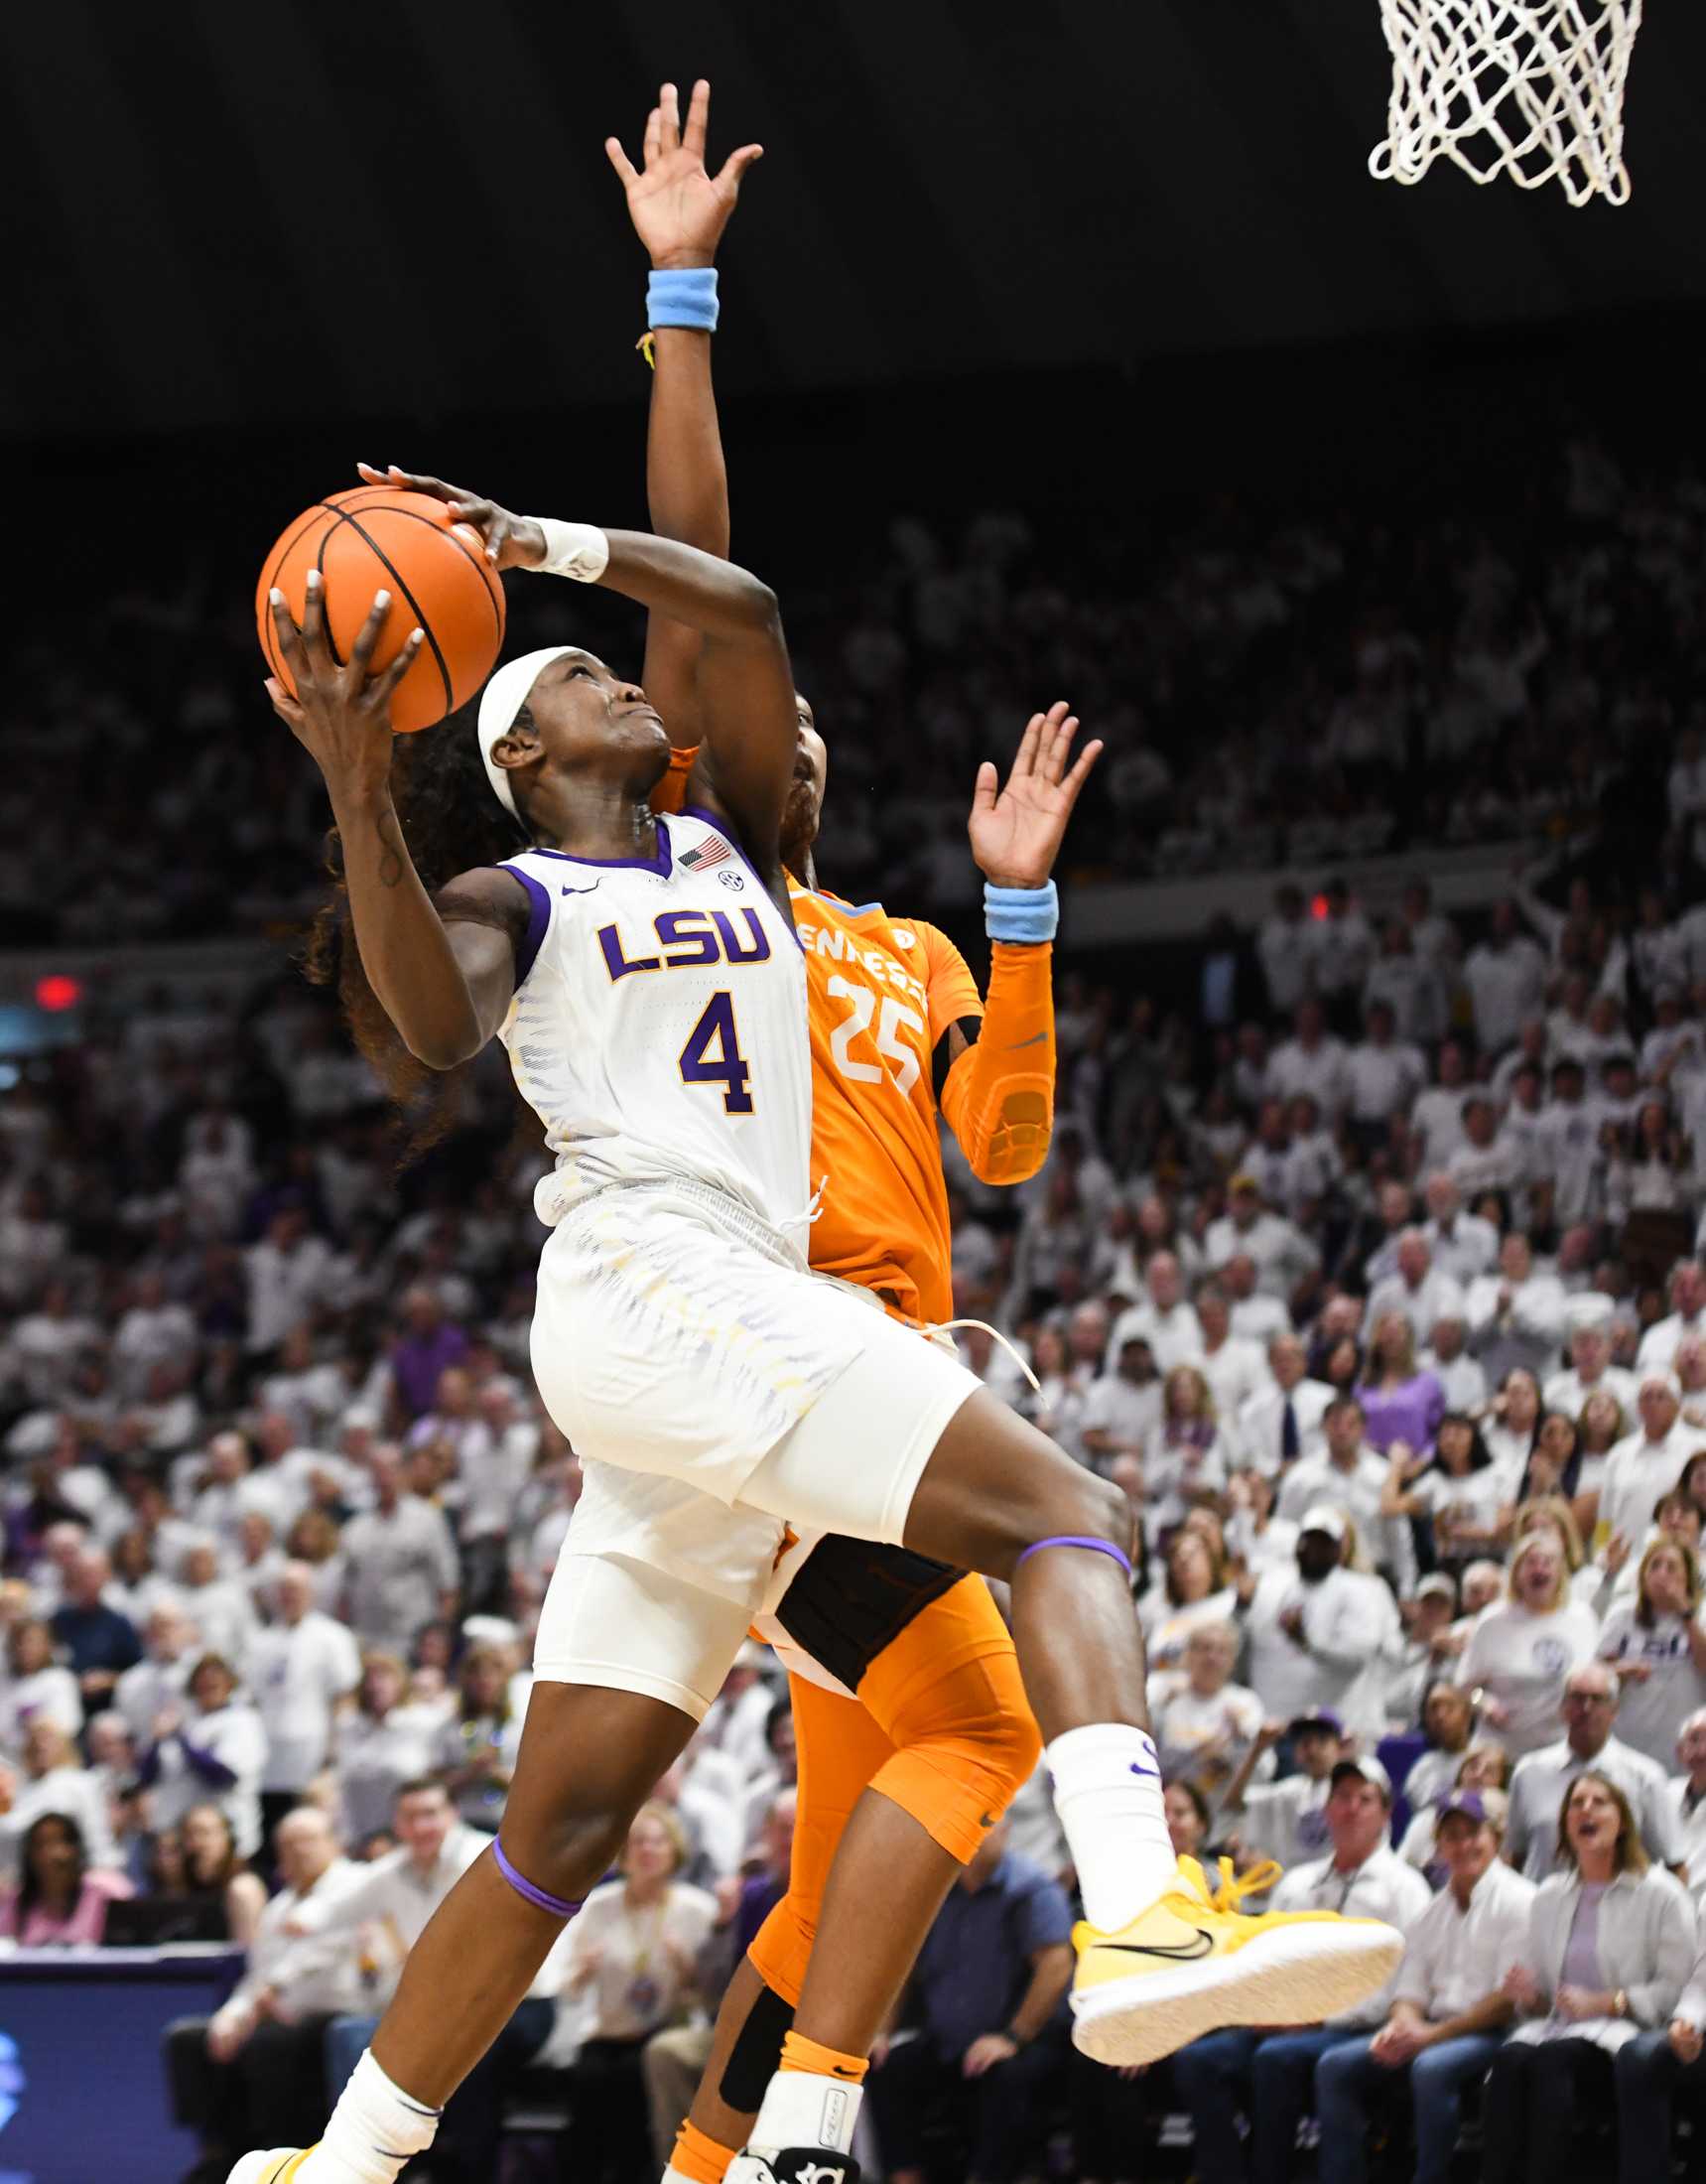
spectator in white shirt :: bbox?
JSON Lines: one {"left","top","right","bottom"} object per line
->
{"left": 1534, "top": 1056, "right": 1609, "bottom": 1230}
{"left": 447, "top": 1381, "right": 538, "bottom": 1616}
{"left": 1268, "top": 998, "right": 1353, "bottom": 1122}
{"left": 338, "top": 1445, "right": 460, "bottom": 1652}
{"left": 1244, "top": 1505, "right": 1397, "bottom": 1737}
{"left": 331, "top": 1649, "right": 442, "bottom": 1847}
{"left": 1345, "top": 1002, "right": 1427, "bottom": 1138}
{"left": 1639, "top": 1261, "right": 1706, "bottom": 1377}
{"left": 1661, "top": 1708, "right": 1706, "bottom": 1907}
{"left": 1149, "top": 1618, "right": 1263, "bottom": 1810}
{"left": 1080, "top": 1333, "right": 1163, "bottom": 1479}
{"left": 1204, "top": 1175, "right": 1321, "bottom": 1303}
{"left": 1171, "top": 1757, "right": 1431, "bottom": 2184}
{"left": 1193, "top": 1287, "right": 1268, "bottom": 1425}
{"left": 1257, "top": 883, "right": 1318, "bottom": 1018}
{"left": 249, "top": 1561, "right": 361, "bottom": 1836}
{"left": 1422, "top": 1311, "right": 1488, "bottom": 1415}
{"left": 1221, "top": 1707, "right": 1344, "bottom": 1872}
{"left": 1484, "top": 1772, "right": 1695, "bottom": 2184}
{"left": 1235, "top": 1333, "right": 1334, "bottom": 1477}
{"left": 1366, "top": 1230, "right": 1467, "bottom": 1350}
{"left": 138, "top": 1650, "right": 269, "bottom": 1858}
{"left": 1364, "top": 919, "right": 1439, "bottom": 1046}
{"left": 1143, "top": 1364, "right": 1230, "bottom": 1539}
{"left": 0, "top": 1617, "right": 82, "bottom": 1746}
{"left": 1456, "top": 1532, "right": 1602, "bottom": 1759}
{"left": 1221, "top": 1251, "right": 1292, "bottom": 1348}
{"left": 1544, "top": 1312, "right": 1638, "bottom": 1422}
{"left": 1597, "top": 1540, "right": 1706, "bottom": 1771}
{"left": 1411, "top": 1040, "right": 1473, "bottom": 1175}
{"left": 1449, "top": 1093, "right": 1526, "bottom": 1205}
{"left": 243, "top": 1205, "right": 335, "bottom": 1358}
{"left": 1504, "top": 1663, "right": 1681, "bottom": 1880}
{"left": 1600, "top": 1376, "right": 1706, "bottom": 1566}
{"left": 1278, "top": 1398, "right": 1417, "bottom": 1589}
{"left": 1108, "top": 1250, "right": 1203, "bottom": 1373}
{"left": 1420, "top": 1172, "right": 1499, "bottom": 1286}
{"left": 165, "top": 1805, "right": 361, "bottom": 2170}
{"left": 1467, "top": 1233, "right": 1568, "bottom": 1389}
{"left": 1465, "top": 899, "right": 1548, "bottom": 1056}
{"left": 1314, "top": 1787, "right": 1534, "bottom": 2184}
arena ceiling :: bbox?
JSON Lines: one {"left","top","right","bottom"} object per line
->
{"left": 7, "top": 0, "right": 1705, "bottom": 440}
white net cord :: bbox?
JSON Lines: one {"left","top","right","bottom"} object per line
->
{"left": 1370, "top": 0, "right": 1643, "bottom": 206}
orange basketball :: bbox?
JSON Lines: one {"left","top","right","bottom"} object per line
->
{"left": 256, "top": 486, "right": 507, "bottom": 734}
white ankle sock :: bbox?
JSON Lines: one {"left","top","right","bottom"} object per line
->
{"left": 748, "top": 2069, "right": 862, "bottom": 2159}
{"left": 1045, "top": 1722, "right": 1176, "bottom": 1930}
{"left": 310, "top": 2051, "right": 441, "bottom": 2184}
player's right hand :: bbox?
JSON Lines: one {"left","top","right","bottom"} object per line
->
{"left": 265, "top": 573, "right": 423, "bottom": 794}
{"left": 605, "top": 78, "right": 762, "bottom": 270}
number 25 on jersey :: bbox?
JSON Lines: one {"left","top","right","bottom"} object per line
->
{"left": 680, "top": 991, "right": 753, "bottom": 1114}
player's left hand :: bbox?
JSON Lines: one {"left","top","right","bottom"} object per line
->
{"left": 605, "top": 78, "right": 763, "bottom": 271}
{"left": 355, "top": 464, "right": 545, "bottom": 572}
{"left": 968, "top": 701, "right": 1103, "bottom": 891}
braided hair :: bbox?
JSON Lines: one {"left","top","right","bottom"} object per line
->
{"left": 303, "top": 710, "right": 527, "bottom": 1159}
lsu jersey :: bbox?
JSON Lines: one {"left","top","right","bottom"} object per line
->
{"left": 495, "top": 809, "right": 812, "bottom": 1235}
{"left": 789, "top": 883, "right": 983, "bottom": 1325}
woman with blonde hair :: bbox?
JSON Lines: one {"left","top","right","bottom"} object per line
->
{"left": 558, "top": 1800, "right": 720, "bottom": 2184}
{"left": 1597, "top": 1540, "right": 1706, "bottom": 1769}
{"left": 1145, "top": 1362, "right": 1226, "bottom": 1537}
{"left": 1483, "top": 1770, "right": 1695, "bottom": 2184}
{"left": 1140, "top": 1529, "right": 1238, "bottom": 1671}
{"left": 1454, "top": 1530, "right": 1600, "bottom": 1758}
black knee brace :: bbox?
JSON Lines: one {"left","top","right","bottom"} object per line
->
{"left": 720, "top": 1979, "right": 797, "bottom": 2114}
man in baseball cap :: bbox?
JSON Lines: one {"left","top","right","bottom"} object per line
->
{"left": 1173, "top": 1728, "right": 1430, "bottom": 2184}
{"left": 1315, "top": 1782, "right": 1532, "bottom": 2184}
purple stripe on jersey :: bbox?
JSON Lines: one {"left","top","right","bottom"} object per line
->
{"left": 500, "top": 865, "right": 553, "bottom": 987}
{"left": 525, "top": 817, "right": 673, "bottom": 879}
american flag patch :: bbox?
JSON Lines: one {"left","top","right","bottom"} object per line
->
{"left": 680, "top": 833, "right": 734, "bottom": 872}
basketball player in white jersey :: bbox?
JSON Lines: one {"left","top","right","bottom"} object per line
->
{"left": 238, "top": 471, "right": 1399, "bottom": 2184}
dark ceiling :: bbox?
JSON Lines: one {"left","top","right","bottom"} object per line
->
{"left": 7, "top": 0, "right": 1704, "bottom": 442}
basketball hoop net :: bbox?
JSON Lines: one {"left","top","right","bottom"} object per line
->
{"left": 1370, "top": 0, "right": 1643, "bottom": 206}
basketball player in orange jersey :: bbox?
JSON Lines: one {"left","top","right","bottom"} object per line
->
{"left": 608, "top": 80, "right": 1285, "bottom": 2184}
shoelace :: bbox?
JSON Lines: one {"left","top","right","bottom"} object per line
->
{"left": 1173, "top": 1854, "right": 1285, "bottom": 1916}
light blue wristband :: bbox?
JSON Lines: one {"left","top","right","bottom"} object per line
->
{"left": 984, "top": 880, "right": 1059, "bottom": 944}
{"left": 647, "top": 267, "right": 720, "bottom": 333}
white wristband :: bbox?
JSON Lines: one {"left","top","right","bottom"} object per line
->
{"left": 531, "top": 518, "right": 609, "bottom": 584}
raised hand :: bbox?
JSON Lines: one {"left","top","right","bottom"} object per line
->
{"left": 356, "top": 463, "right": 544, "bottom": 571}
{"left": 968, "top": 701, "right": 1104, "bottom": 891}
{"left": 265, "top": 572, "right": 424, "bottom": 797}
{"left": 605, "top": 78, "right": 762, "bottom": 270}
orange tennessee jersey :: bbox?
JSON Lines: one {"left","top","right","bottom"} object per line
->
{"left": 790, "top": 882, "right": 981, "bottom": 1325}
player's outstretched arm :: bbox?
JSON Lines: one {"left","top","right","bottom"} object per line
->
{"left": 367, "top": 462, "right": 799, "bottom": 878}
{"left": 939, "top": 703, "right": 1104, "bottom": 1184}
{"left": 265, "top": 582, "right": 522, "bottom": 1072}
{"left": 606, "top": 78, "right": 760, "bottom": 751}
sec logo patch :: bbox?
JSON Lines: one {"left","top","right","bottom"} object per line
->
{"left": 718, "top": 869, "right": 745, "bottom": 891}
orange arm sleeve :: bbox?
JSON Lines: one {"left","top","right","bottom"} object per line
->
{"left": 651, "top": 743, "right": 698, "bottom": 817}
{"left": 938, "top": 938, "right": 1056, "bottom": 1186}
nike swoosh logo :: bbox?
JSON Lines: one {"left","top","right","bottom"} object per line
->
{"left": 561, "top": 881, "right": 601, "bottom": 895}
{"left": 1006, "top": 1031, "right": 1048, "bottom": 1049}
{"left": 1100, "top": 1930, "right": 1216, "bottom": 1962}
{"left": 831, "top": 2064, "right": 862, "bottom": 2077}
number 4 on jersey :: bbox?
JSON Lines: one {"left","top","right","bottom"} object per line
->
{"left": 679, "top": 990, "right": 753, "bottom": 1114}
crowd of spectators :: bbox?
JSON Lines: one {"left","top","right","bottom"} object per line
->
{"left": 7, "top": 418, "right": 1706, "bottom": 2179}
{"left": 4, "top": 425, "right": 1699, "bottom": 951}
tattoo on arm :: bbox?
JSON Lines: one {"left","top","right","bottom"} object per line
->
{"left": 375, "top": 808, "right": 406, "bottom": 889}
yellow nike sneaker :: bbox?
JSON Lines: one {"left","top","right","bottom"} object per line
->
{"left": 226, "top": 2151, "right": 318, "bottom": 2183}
{"left": 1070, "top": 1857, "right": 1404, "bottom": 2067}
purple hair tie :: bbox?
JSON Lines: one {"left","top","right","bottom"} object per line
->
{"left": 1015, "top": 1534, "right": 1132, "bottom": 1576}
{"left": 493, "top": 1838, "right": 584, "bottom": 1921}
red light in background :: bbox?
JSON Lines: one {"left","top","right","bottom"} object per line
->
{"left": 35, "top": 975, "right": 81, "bottom": 1013}
{"left": 1310, "top": 894, "right": 1330, "bottom": 920}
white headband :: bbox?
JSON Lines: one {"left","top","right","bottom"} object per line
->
{"left": 475, "top": 646, "right": 576, "bottom": 819}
